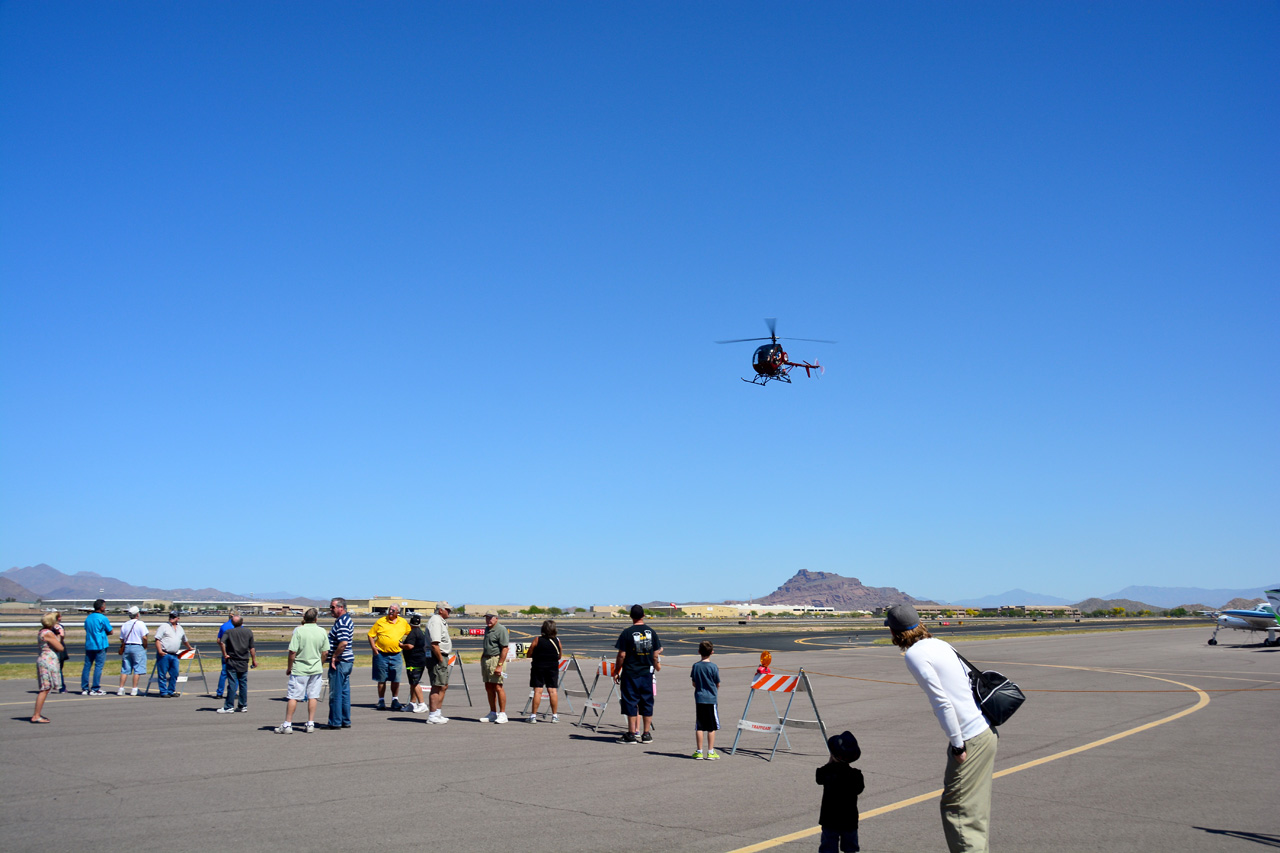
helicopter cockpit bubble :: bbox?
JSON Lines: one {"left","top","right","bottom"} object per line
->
{"left": 753, "top": 343, "right": 784, "bottom": 369}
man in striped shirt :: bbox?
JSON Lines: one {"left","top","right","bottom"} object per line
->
{"left": 324, "top": 597, "right": 355, "bottom": 729}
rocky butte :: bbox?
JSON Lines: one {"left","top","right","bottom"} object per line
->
{"left": 753, "top": 570, "right": 936, "bottom": 610}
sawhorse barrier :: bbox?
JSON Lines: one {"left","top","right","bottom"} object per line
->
{"left": 446, "top": 653, "right": 472, "bottom": 706}
{"left": 729, "top": 668, "right": 828, "bottom": 761}
{"left": 575, "top": 658, "right": 619, "bottom": 731}
{"left": 145, "top": 647, "right": 210, "bottom": 697}
{"left": 520, "top": 653, "right": 589, "bottom": 719}
{"left": 574, "top": 658, "right": 658, "bottom": 733}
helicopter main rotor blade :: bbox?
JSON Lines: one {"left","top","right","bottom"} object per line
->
{"left": 778, "top": 337, "right": 838, "bottom": 344}
{"left": 714, "top": 337, "right": 772, "bottom": 344}
{"left": 765, "top": 317, "right": 778, "bottom": 337}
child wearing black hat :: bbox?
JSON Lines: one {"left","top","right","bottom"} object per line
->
{"left": 815, "top": 730, "right": 864, "bottom": 852}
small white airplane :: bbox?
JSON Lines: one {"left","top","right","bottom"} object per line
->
{"left": 1206, "top": 588, "right": 1280, "bottom": 646}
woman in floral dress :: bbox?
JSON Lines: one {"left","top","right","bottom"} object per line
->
{"left": 33, "top": 612, "right": 64, "bottom": 723}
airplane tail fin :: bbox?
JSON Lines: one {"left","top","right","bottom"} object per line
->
{"left": 1264, "top": 589, "right": 1280, "bottom": 624}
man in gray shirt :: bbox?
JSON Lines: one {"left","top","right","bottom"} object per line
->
{"left": 425, "top": 602, "right": 453, "bottom": 724}
{"left": 480, "top": 611, "right": 510, "bottom": 723}
{"left": 153, "top": 611, "right": 192, "bottom": 698}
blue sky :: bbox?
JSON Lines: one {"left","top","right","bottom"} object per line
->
{"left": 2, "top": 3, "right": 1276, "bottom": 605}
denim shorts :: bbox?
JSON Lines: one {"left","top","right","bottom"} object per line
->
{"left": 372, "top": 652, "right": 404, "bottom": 683}
{"left": 121, "top": 645, "right": 147, "bottom": 674}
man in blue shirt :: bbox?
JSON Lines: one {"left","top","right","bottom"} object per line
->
{"left": 215, "top": 613, "right": 236, "bottom": 698}
{"left": 80, "top": 599, "right": 113, "bottom": 695}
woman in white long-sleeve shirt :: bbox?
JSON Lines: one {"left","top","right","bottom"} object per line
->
{"left": 886, "top": 603, "right": 997, "bottom": 853}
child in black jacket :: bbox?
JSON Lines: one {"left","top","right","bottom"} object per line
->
{"left": 815, "top": 730, "right": 864, "bottom": 852}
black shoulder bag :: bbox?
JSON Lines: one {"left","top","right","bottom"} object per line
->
{"left": 953, "top": 648, "right": 1026, "bottom": 728}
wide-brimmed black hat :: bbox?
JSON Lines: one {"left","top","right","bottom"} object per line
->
{"left": 827, "top": 730, "right": 861, "bottom": 763}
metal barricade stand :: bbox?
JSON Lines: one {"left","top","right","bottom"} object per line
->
{"left": 575, "top": 657, "right": 620, "bottom": 731}
{"left": 521, "top": 653, "right": 589, "bottom": 719}
{"left": 573, "top": 657, "right": 662, "bottom": 733}
{"left": 729, "top": 668, "right": 828, "bottom": 761}
{"left": 144, "top": 647, "right": 210, "bottom": 697}
{"left": 446, "top": 653, "right": 472, "bottom": 706}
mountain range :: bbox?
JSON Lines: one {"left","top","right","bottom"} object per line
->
{"left": 5, "top": 563, "right": 1273, "bottom": 613}
{"left": 946, "top": 586, "right": 1273, "bottom": 611}
{"left": 947, "top": 589, "right": 1076, "bottom": 608}
{"left": 753, "top": 573, "right": 1274, "bottom": 612}
{"left": 0, "top": 576, "right": 38, "bottom": 601}
{"left": 753, "top": 570, "right": 936, "bottom": 609}
{"left": 1, "top": 564, "right": 318, "bottom": 606}
{"left": 1097, "top": 585, "right": 1272, "bottom": 609}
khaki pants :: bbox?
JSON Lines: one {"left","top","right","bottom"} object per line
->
{"left": 941, "top": 726, "right": 997, "bottom": 852}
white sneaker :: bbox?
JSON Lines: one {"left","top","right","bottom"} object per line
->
{"left": 427, "top": 714, "right": 448, "bottom": 724}
{"left": 82, "top": 690, "right": 90, "bottom": 695}
{"left": 130, "top": 688, "right": 138, "bottom": 696}
{"left": 486, "top": 711, "right": 497, "bottom": 722}
{"left": 411, "top": 703, "right": 425, "bottom": 713}
{"left": 304, "top": 722, "right": 315, "bottom": 733}
{"left": 117, "top": 688, "right": 126, "bottom": 696}
{"left": 216, "top": 707, "right": 235, "bottom": 714}
{"left": 495, "top": 712, "right": 508, "bottom": 724}
{"left": 90, "top": 689, "right": 106, "bottom": 696}
{"left": 551, "top": 714, "right": 559, "bottom": 723}
{"left": 274, "top": 724, "right": 292, "bottom": 734}
{"left": 528, "top": 714, "right": 538, "bottom": 724}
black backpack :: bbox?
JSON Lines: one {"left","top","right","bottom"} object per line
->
{"left": 953, "top": 649, "right": 1025, "bottom": 728}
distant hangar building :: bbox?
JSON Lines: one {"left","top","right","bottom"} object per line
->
{"left": 342, "top": 597, "right": 438, "bottom": 616}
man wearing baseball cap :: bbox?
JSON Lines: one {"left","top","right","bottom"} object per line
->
{"left": 480, "top": 611, "right": 510, "bottom": 723}
{"left": 154, "top": 611, "right": 193, "bottom": 697}
{"left": 885, "top": 603, "right": 997, "bottom": 852}
{"left": 425, "top": 601, "right": 453, "bottom": 724}
{"left": 117, "top": 606, "right": 149, "bottom": 696}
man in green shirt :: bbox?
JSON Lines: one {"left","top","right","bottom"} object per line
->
{"left": 481, "top": 611, "right": 511, "bottom": 723}
{"left": 276, "top": 608, "right": 329, "bottom": 734}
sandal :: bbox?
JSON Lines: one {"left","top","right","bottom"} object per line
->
{"left": 30, "top": 717, "right": 51, "bottom": 724}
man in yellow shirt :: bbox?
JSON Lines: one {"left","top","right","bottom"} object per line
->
{"left": 367, "top": 605, "right": 411, "bottom": 711}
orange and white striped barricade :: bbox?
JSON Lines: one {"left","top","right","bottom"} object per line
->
{"left": 521, "top": 653, "right": 589, "bottom": 719}
{"left": 729, "top": 668, "right": 828, "bottom": 761}
{"left": 446, "top": 653, "right": 472, "bottom": 706}
{"left": 144, "top": 646, "right": 210, "bottom": 697}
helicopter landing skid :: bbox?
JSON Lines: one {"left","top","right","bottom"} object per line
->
{"left": 742, "top": 374, "right": 791, "bottom": 386}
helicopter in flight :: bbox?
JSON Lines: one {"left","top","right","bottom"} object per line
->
{"left": 715, "top": 318, "right": 835, "bottom": 386}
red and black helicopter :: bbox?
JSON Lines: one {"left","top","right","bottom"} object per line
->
{"left": 716, "top": 318, "right": 835, "bottom": 386}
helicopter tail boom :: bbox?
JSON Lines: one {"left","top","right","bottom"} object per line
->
{"left": 786, "top": 358, "right": 823, "bottom": 378}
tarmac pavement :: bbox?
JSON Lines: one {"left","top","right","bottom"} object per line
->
{"left": 1, "top": 626, "right": 1274, "bottom": 852}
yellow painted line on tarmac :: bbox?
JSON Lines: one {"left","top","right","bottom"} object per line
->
{"left": 722, "top": 667, "right": 1210, "bottom": 853}
{"left": 793, "top": 636, "right": 863, "bottom": 648}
